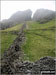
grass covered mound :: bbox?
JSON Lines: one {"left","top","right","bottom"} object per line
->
{"left": 22, "top": 19, "right": 55, "bottom": 61}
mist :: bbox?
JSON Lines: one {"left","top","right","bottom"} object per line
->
{"left": 1, "top": 1, "right": 55, "bottom": 21}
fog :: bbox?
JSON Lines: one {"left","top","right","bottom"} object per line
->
{"left": 1, "top": 0, "right": 55, "bottom": 21}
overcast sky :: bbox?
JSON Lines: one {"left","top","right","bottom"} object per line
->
{"left": 1, "top": 1, "right": 55, "bottom": 21}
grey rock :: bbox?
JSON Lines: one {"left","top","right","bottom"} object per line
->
{"left": 33, "top": 9, "right": 55, "bottom": 23}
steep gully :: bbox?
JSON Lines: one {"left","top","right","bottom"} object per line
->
{"left": 1, "top": 23, "right": 56, "bottom": 75}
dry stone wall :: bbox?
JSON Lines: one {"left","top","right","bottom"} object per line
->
{"left": 1, "top": 24, "right": 56, "bottom": 75}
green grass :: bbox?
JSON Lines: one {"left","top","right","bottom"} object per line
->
{"left": 1, "top": 19, "right": 55, "bottom": 61}
{"left": 1, "top": 23, "right": 23, "bottom": 54}
{"left": 27, "top": 19, "right": 55, "bottom": 29}
{"left": 1, "top": 32, "right": 17, "bottom": 54}
{"left": 1, "top": 23, "right": 23, "bottom": 32}
{"left": 22, "top": 19, "right": 55, "bottom": 61}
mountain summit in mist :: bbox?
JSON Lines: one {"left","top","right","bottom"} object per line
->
{"left": 0, "top": 9, "right": 55, "bottom": 30}
{"left": 33, "top": 9, "right": 55, "bottom": 23}
{"left": 10, "top": 9, "right": 32, "bottom": 23}
{"left": 1, "top": 9, "right": 32, "bottom": 30}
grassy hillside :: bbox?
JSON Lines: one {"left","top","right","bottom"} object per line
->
{"left": 1, "top": 19, "right": 55, "bottom": 62}
{"left": 22, "top": 19, "right": 55, "bottom": 61}
{"left": 2, "top": 23, "right": 23, "bottom": 32}
{"left": 1, "top": 23, "right": 23, "bottom": 54}
{"left": 27, "top": 19, "right": 55, "bottom": 29}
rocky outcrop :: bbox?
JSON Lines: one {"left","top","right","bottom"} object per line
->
{"left": 33, "top": 9, "right": 55, "bottom": 23}
{"left": 10, "top": 9, "right": 32, "bottom": 22}
{"left": 0, "top": 9, "right": 32, "bottom": 30}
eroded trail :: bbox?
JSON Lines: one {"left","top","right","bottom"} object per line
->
{"left": 1, "top": 23, "right": 55, "bottom": 75}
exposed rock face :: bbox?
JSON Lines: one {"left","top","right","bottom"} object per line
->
{"left": 10, "top": 9, "right": 32, "bottom": 22}
{"left": 33, "top": 9, "right": 55, "bottom": 23}
{"left": 0, "top": 9, "right": 32, "bottom": 30}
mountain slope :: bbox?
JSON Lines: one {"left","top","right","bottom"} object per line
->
{"left": 22, "top": 19, "right": 55, "bottom": 61}
{"left": 1, "top": 19, "right": 55, "bottom": 74}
